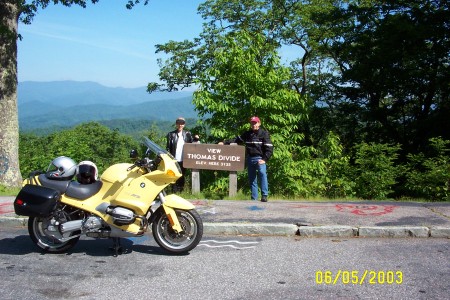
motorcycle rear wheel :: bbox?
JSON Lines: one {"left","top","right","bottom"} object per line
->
{"left": 152, "top": 208, "right": 203, "bottom": 254}
{"left": 28, "top": 216, "right": 80, "bottom": 253}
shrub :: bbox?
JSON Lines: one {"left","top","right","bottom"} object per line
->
{"left": 404, "top": 137, "right": 450, "bottom": 201}
{"left": 352, "top": 142, "right": 401, "bottom": 199}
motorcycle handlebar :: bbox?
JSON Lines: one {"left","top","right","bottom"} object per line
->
{"left": 127, "top": 157, "right": 156, "bottom": 172}
{"left": 127, "top": 164, "right": 138, "bottom": 171}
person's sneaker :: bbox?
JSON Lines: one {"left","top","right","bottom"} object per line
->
{"left": 261, "top": 196, "right": 268, "bottom": 202}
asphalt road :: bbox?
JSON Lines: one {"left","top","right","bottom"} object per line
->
{"left": 0, "top": 227, "right": 448, "bottom": 300}
{"left": 2, "top": 197, "right": 450, "bottom": 237}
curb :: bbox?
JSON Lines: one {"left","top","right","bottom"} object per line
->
{"left": 204, "top": 223, "right": 450, "bottom": 238}
{"left": 204, "top": 222, "right": 298, "bottom": 236}
{"left": 1, "top": 217, "right": 449, "bottom": 238}
{"left": 0, "top": 216, "right": 28, "bottom": 227}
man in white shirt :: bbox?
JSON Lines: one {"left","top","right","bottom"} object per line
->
{"left": 166, "top": 117, "right": 199, "bottom": 192}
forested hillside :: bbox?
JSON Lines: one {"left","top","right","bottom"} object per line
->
{"left": 18, "top": 81, "right": 193, "bottom": 106}
{"left": 18, "top": 81, "right": 197, "bottom": 132}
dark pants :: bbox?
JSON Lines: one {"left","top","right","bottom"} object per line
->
{"left": 173, "top": 161, "right": 186, "bottom": 192}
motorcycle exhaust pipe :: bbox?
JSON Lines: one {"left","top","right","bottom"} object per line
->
{"left": 60, "top": 220, "right": 83, "bottom": 233}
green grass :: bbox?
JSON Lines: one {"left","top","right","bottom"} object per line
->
{"left": 0, "top": 185, "right": 20, "bottom": 196}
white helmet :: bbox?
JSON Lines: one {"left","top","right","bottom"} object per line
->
{"left": 46, "top": 156, "right": 77, "bottom": 180}
{"left": 76, "top": 161, "right": 99, "bottom": 184}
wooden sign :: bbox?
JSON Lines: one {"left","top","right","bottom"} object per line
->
{"left": 183, "top": 144, "right": 245, "bottom": 171}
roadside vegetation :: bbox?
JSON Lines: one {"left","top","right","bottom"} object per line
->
{"left": 2, "top": 1, "right": 448, "bottom": 201}
{"left": 146, "top": 0, "right": 449, "bottom": 201}
{"left": 14, "top": 122, "right": 450, "bottom": 201}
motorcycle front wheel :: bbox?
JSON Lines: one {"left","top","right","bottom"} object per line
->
{"left": 28, "top": 216, "right": 80, "bottom": 253}
{"left": 152, "top": 208, "right": 203, "bottom": 254}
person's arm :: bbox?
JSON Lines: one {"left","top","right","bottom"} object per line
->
{"left": 261, "top": 131, "right": 273, "bottom": 162}
{"left": 193, "top": 134, "right": 200, "bottom": 143}
{"left": 185, "top": 131, "right": 200, "bottom": 143}
{"left": 185, "top": 131, "right": 193, "bottom": 143}
{"left": 220, "top": 133, "right": 245, "bottom": 145}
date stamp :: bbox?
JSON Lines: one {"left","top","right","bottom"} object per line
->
{"left": 315, "top": 270, "right": 403, "bottom": 285}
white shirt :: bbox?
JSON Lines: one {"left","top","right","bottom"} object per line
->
{"left": 175, "top": 131, "right": 185, "bottom": 162}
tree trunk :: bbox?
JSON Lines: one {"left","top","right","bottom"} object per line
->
{"left": 0, "top": 2, "right": 22, "bottom": 187}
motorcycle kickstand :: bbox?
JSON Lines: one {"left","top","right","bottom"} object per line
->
{"left": 110, "top": 237, "right": 124, "bottom": 257}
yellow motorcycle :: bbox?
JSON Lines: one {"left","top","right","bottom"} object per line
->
{"left": 14, "top": 137, "right": 203, "bottom": 255}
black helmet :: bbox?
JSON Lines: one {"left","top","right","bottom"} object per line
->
{"left": 76, "top": 161, "right": 98, "bottom": 184}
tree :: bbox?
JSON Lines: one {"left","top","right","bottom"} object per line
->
{"left": 307, "top": 0, "right": 450, "bottom": 153}
{"left": 0, "top": 0, "right": 147, "bottom": 187}
{"left": 153, "top": 27, "right": 309, "bottom": 194}
{"left": 149, "top": 0, "right": 449, "bottom": 197}
{"left": 0, "top": 1, "right": 22, "bottom": 187}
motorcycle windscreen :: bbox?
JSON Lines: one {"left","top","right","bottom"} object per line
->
{"left": 14, "top": 184, "right": 60, "bottom": 217}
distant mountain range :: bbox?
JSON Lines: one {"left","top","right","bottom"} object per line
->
{"left": 18, "top": 81, "right": 198, "bottom": 131}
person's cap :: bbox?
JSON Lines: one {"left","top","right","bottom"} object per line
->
{"left": 176, "top": 117, "right": 186, "bottom": 124}
{"left": 250, "top": 116, "right": 260, "bottom": 123}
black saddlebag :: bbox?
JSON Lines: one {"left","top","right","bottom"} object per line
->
{"left": 14, "top": 184, "right": 60, "bottom": 217}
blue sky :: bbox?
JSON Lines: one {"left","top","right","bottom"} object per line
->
{"left": 18, "top": 1, "right": 204, "bottom": 88}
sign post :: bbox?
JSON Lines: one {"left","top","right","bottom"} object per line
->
{"left": 183, "top": 144, "right": 245, "bottom": 196}
{"left": 191, "top": 168, "right": 200, "bottom": 194}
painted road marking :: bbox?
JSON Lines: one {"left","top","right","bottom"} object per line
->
{"left": 196, "top": 207, "right": 216, "bottom": 214}
{"left": 0, "top": 203, "right": 14, "bottom": 215}
{"left": 289, "top": 204, "right": 398, "bottom": 216}
{"left": 199, "top": 239, "right": 259, "bottom": 250}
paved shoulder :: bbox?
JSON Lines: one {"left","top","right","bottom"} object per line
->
{"left": 2, "top": 197, "right": 450, "bottom": 238}
{"left": 194, "top": 200, "right": 450, "bottom": 238}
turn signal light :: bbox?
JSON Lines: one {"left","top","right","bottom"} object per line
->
{"left": 166, "top": 170, "right": 176, "bottom": 177}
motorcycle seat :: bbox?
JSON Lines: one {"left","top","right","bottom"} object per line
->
{"left": 65, "top": 181, "right": 103, "bottom": 200}
{"left": 37, "top": 174, "right": 71, "bottom": 194}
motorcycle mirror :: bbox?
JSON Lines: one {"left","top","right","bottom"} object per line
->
{"left": 129, "top": 149, "right": 138, "bottom": 159}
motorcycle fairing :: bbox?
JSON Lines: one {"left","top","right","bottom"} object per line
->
{"left": 163, "top": 194, "right": 195, "bottom": 210}
{"left": 161, "top": 194, "right": 196, "bottom": 233}
{"left": 101, "top": 163, "right": 136, "bottom": 183}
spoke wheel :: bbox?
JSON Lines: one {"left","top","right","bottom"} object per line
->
{"left": 28, "top": 213, "right": 80, "bottom": 253}
{"left": 152, "top": 209, "right": 203, "bottom": 254}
